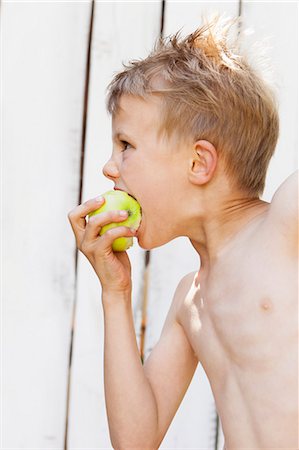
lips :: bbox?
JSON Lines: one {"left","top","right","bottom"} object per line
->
{"left": 114, "top": 187, "right": 138, "bottom": 202}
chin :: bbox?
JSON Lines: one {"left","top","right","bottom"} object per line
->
{"left": 136, "top": 235, "right": 156, "bottom": 251}
{"left": 136, "top": 230, "right": 173, "bottom": 251}
{"left": 136, "top": 217, "right": 175, "bottom": 250}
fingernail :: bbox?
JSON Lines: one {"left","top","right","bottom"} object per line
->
{"left": 119, "top": 210, "right": 128, "bottom": 217}
{"left": 96, "top": 196, "right": 104, "bottom": 203}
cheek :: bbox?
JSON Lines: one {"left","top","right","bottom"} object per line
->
{"left": 122, "top": 158, "right": 168, "bottom": 212}
{"left": 121, "top": 158, "right": 143, "bottom": 183}
{"left": 140, "top": 191, "right": 163, "bottom": 216}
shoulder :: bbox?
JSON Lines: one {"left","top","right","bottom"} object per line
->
{"left": 267, "top": 171, "right": 298, "bottom": 252}
{"left": 164, "top": 272, "right": 197, "bottom": 325}
{"left": 270, "top": 171, "right": 298, "bottom": 212}
{"left": 268, "top": 171, "right": 298, "bottom": 226}
{"left": 175, "top": 271, "right": 197, "bottom": 297}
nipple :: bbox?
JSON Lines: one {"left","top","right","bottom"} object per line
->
{"left": 260, "top": 298, "right": 273, "bottom": 312}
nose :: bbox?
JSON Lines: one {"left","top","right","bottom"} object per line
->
{"left": 102, "top": 158, "right": 120, "bottom": 181}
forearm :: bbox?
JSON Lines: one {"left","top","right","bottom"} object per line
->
{"left": 102, "top": 292, "right": 159, "bottom": 449}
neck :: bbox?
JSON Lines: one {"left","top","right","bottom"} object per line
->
{"left": 189, "top": 195, "right": 269, "bottom": 273}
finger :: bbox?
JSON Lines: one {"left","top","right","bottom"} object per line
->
{"left": 67, "top": 196, "right": 105, "bottom": 243}
{"left": 85, "top": 209, "right": 129, "bottom": 241}
{"left": 100, "top": 225, "right": 137, "bottom": 251}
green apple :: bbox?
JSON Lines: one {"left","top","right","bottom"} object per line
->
{"left": 88, "top": 189, "right": 142, "bottom": 252}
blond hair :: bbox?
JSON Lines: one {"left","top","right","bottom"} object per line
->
{"left": 106, "top": 15, "right": 279, "bottom": 196}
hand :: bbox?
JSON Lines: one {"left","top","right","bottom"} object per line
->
{"left": 68, "top": 196, "right": 136, "bottom": 294}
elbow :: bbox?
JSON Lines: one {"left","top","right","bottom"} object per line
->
{"left": 115, "top": 446, "right": 159, "bottom": 450}
{"left": 112, "top": 443, "right": 159, "bottom": 450}
{"left": 111, "top": 435, "right": 160, "bottom": 450}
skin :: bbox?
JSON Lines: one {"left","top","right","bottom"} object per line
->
{"left": 68, "top": 94, "right": 298, "bottom": 449}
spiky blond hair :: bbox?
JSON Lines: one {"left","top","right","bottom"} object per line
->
{"left": 106, "top": 15, "right": 279, "bottom": 196}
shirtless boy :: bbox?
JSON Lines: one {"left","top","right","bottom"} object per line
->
{"left": 68, "top": 17, "right": 298, "bottom": 449}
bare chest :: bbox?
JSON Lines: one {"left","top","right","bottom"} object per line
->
{"left": 178, "top": 254, "right": 298, "bottom": 446}
{"left": 179, "top": 240, "right": 297, "bottom": 367}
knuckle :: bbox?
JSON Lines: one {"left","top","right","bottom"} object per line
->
{"left": 87, "top": 214, "right": 96, "bottom": 224}
{"left": 107, "top": 211, "right": 117, "bottom": 220}
{"left": 83, "top": 198, "right": 92, "bottom": 207}
{"left": 105, "top": 228, "right": 114, "bottom": 237}
{"left": 98, "top": 212, "right": 112, "bottom": 224}
{"left": 89, "top": 213, "right": 102, "bottom": 225}
{"left": 84, "top": 197, "right": 99, "bottom": 208}
{"left": 103, "top": 229, "right": 118, "bottom": 242}
{"left": 68, "top": 210, "right": 75, "bottom": 221}
{"left": 106, "top": 226, "right": 124, "bottom": 237}
{"left": 90, "top": 212, "right": 102, "bottom": 222}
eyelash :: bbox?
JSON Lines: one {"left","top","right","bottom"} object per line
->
{"left": 120, "top": 140, "right": 132, "bottom": 151}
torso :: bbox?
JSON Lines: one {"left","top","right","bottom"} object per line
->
{"left": 178, "top": 213, "right": 298, "bottom": 448}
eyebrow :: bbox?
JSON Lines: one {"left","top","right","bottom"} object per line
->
{"left": 113, "top": 131, "right": 133, "bottom": 142}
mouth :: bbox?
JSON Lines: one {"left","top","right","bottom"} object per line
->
{"left": 114, "top": 187, "right": 138, "bottom": 202}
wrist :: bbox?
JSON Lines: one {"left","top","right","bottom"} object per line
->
{"left": 102, "top": 290, "right": 132, "bottom": 310}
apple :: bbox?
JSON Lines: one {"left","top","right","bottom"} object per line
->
{"left": 88, "top": 189, "right": 142, "bottom": 252}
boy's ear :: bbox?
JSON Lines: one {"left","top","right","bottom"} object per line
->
{"left": 188, "top": 139, "right": 218, "bottom": 185}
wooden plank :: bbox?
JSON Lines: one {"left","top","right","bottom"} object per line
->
{"left": 2, "top": 2, "right": 91, "bottom": 448}
{"left": 67, "top": 2, "right": 162, "bottom": 447}
{"left": 240, "top": 0, "right": 298, "bottom": 202}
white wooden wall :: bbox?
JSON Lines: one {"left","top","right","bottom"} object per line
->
{"left": 2, "top": 2, "right": 92, "bottom": 448}
{"left": 2, "top": 1, "right": 297, "bottom": 449}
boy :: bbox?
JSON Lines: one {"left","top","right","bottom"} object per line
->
{"left": 68, "top": 17, "right": 298, "bottom": 449}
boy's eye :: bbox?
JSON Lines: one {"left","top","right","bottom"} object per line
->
{"left": 120, "top": 140, "right": 132, "bottom": 151}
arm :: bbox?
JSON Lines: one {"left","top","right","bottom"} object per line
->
{"left": 103, "top": 273, "right": 198, "bottom": 450}
{"left": 143, "top": 273, "right": 198, "bottom": 447}
{"left": 102, "top": 293, "right": 158, "bottom": 450}
{"left": 68, "top": 198, "right": 197, "bottom": 449}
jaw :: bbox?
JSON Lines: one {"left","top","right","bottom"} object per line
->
{"left": 137, "top": 218, "right": 179, "bottom": 251}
